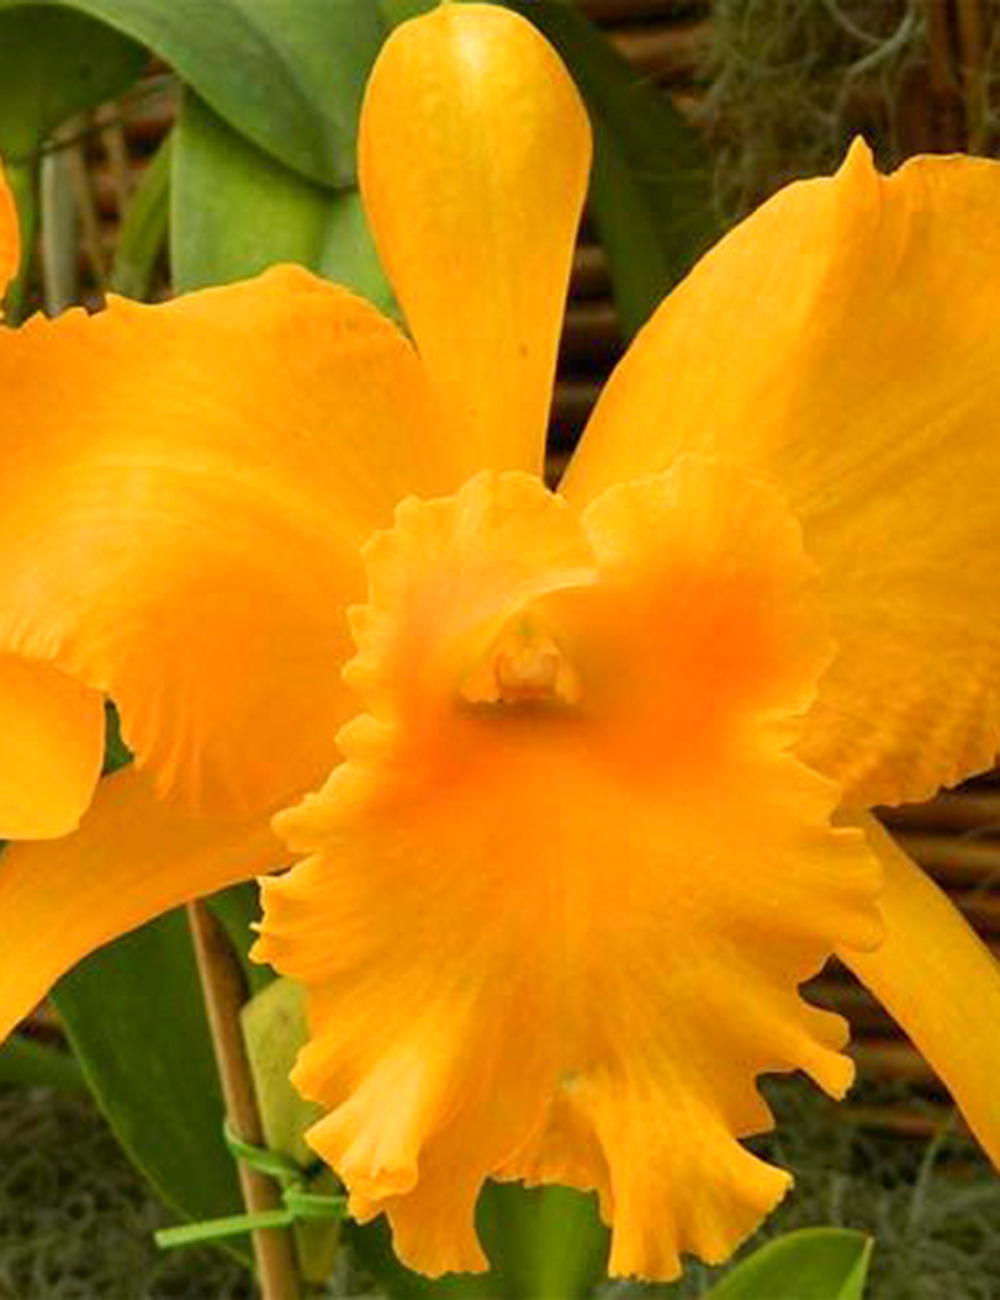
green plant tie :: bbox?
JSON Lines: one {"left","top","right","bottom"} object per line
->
{"left": 154, "top": 1122, "right": 347, "bottom": 1249}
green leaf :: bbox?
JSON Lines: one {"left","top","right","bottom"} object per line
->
{"left": 0, "top": 1, "right": 144, "bottom": 316}
{"left": 499, "top": 0, "right": 717, "bottom": 337}
{"left": 0, "top": 2, "right": 145, "bottom": 158}
{"left": 478, "top": 1182, "right": 607, "bottom": 1300}
{"left": 349, "top": 1183, "right": 607, "bottom": 1300}
{"left": 171, "top": 91, "right": 392, "bottom": 314}
{"left": 53, "top": 909, "right": 249, "bottom": 1258}
{"left": 0, "top": 1033, "right": 86, "bottom": 1093}
{"left": 101, "top": 699, "right": 131, "bottom": 775}
{"left": 705, "top": 1228, "right": 874, "bottom": 1300}
{"left": 378, "top": 0, "right": 439, "bottom": 24}
{"left": 109, "top": 134, "right": 171, "bottom": 299}
{"left": 29, "top": 0, "right": 386, "bottom": 185}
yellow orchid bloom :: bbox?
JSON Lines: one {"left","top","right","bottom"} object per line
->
{"left": 0, "top": 160, "right": 108, "bottom": 841}
{"left": 2, "top": 1, "right": 1000, "bottom": 1283}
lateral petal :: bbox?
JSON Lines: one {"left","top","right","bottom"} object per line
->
{"left": 360, "top": 4, "right": 591, "bottom": 475}
{"left": 0, "top": 766, "right": 287, "bottom": 1043}
{"left": 0, "top": 654, "right": 104, "bottom": 839}
{"left": 565, "top": 144, "right": 1000, "bottom": 807}
{"left": 840, "top": 814, "right": 1000, "bottom": 1167}
{"left": 0, "top": 267, "right": 464, "bottom": 817}
{"left": 0, "top": 157, "right": 17, "bottom": 300}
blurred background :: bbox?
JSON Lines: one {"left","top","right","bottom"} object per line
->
{"left": 4, "top": 1, "right": 1000, "bottom": 1296}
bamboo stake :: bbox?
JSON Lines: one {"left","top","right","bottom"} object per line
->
{"left": 954, "top": 0, "right": 987, "bottom": 141}
{"left": 186, "top": 900, "right": 301, "bottom": 1300}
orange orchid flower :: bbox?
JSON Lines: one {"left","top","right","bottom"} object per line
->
{"left": 2, "top": 3, "right": 1000, "bottom": 1283}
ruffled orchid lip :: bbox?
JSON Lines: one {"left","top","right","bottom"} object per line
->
{"left": 257, "top": 462, "right": 884, "bottom": 1281}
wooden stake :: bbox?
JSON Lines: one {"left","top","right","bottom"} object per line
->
{"left": 186, "top": 900, "right": 301, "bottom": 1300}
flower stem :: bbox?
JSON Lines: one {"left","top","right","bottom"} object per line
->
{"left": 186, "top": 899, "right": 301, "bottom": 1300}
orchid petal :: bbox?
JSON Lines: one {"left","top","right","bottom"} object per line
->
{"left": 0, "top": 267, "right": 467, "bottom": 818}
{"left": 840, "top": 814, "right": 1000, "bottom": 1167}
{"left": 0, "top": 157, "right": 17, "bottom": 301}
{"left": 360, "top": 4, "right": 591, "bottom": 475}
{"left": 0, "top": 766, "right": 287, "bottom": 1043}
{"left": 0, "top": 655, "right": 104, "bottom": 839}
{"left": 566, "top": 144, "right": 1000, "bottom": 807}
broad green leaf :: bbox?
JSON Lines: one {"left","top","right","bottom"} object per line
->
{"left": 378, "top": 0, "right": 439, "bottom": 23}
{"left": 172, "top": 92, "right": 392, "bottom": 314}
{"left": 109, "top": 134, "right": 171, "bottom": 299}
{"left": 0, "top": 2, "right": 144, "bottom": 158}
{"left": 0, "top": 1, "right": 144, "bottom": 316}
{"left": 27, "top": 0, "right": 385, "bottom": 185}
{"left": 500, "top": 0, "right": 717, "bottom": 338}
{"left": 479, "top": 1182, "right": 607, "bottom": 1300}
{"left": 706, "top": 1228, "right": 874, "bottom": 1300}
{"left": 242, "top": 977, "right": 339, "bottom": 1283}
{"left": 0, "top": 1033, "right": 85, "bottom": 1092}
{"left": 53, "top": 909, "right": 249, "bottom": 1258}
